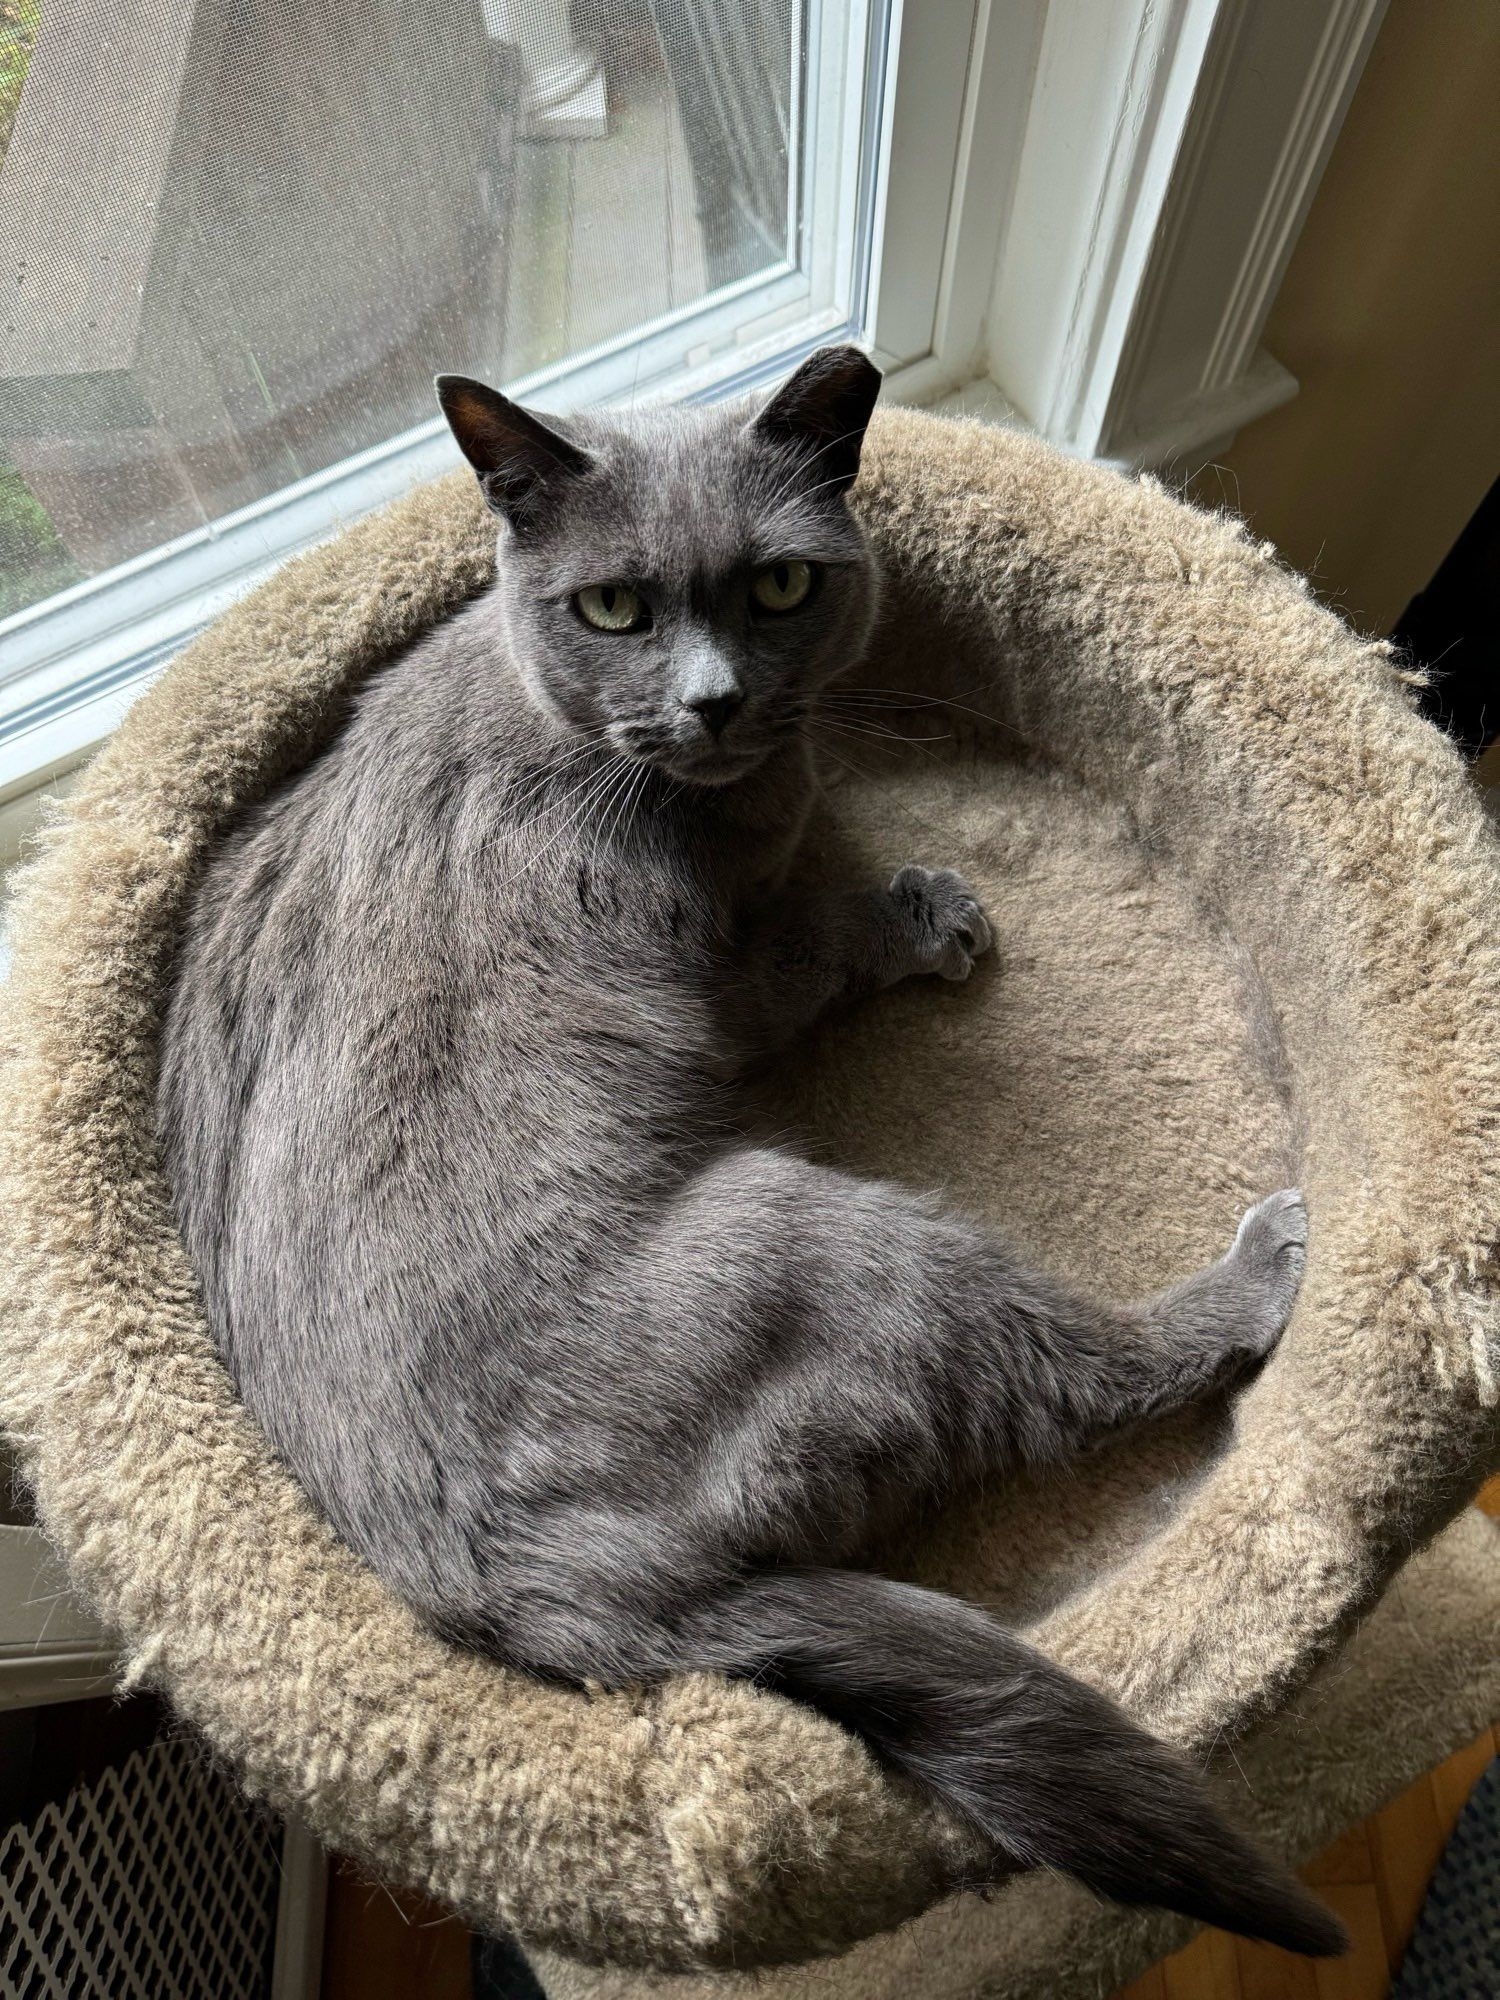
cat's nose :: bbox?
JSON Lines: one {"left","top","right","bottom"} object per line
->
{"left": 683, "top": 691, "right": 744, "bottom": 739}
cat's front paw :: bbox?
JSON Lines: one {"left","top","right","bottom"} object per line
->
{"left": 889, "top": 865, "right": 995, "bottom": 983}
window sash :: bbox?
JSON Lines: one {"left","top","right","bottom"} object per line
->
{"left": 1, "top": 0, "right": 939, "bottom": 801}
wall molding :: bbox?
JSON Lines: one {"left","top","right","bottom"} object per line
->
{"left": 1103, "top": 347, "right": 1298, "bottom": 476}
{"left": 984, "top": 0, "right": 1390, "bottom": 464}
{"left": 1201, "top": 0, "right": 1391, "bottom": 392}
{"left": 1100, "top": 0, "right": 1257, "bottom": 445}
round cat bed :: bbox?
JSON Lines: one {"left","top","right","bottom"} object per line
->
{"left": 2, "top": 409, "right": 1498, "bottom": 1975}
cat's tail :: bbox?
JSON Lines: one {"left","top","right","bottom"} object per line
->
{"left": 679, "top": 1566, "right": 1345, "bottom": 1958}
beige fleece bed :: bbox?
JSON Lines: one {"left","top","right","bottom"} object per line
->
{"left": 2, "top": 408, "right": 1497, "bottom": 1991}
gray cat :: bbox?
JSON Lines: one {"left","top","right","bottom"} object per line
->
{"left": 158, "top": 348, "right": 1342, "bottom": 1956}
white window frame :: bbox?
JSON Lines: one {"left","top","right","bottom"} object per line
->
{"left": 979, "top": 0, "right": 1391, "bottom": 465}
{"left": 0, "top": 0, "right": 903, "bottom": 805}
{"left": 0, "top": 0, "right": 1386, "bottom": 816}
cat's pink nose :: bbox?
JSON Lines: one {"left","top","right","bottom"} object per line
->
{"left": 684, "top": 692, "right": 744, "bottom": 739}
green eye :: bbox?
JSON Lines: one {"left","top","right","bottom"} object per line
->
{"left": 751, "top": 559, "right": 815, "bottom": 614}
{"left": 576, "top": 583, "right": 645, "bottom": 632}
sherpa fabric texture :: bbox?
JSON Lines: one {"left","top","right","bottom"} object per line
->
{"left": 2, "top": 409, "right": 1499, "bottom": 1977}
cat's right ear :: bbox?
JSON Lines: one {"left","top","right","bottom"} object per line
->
{"left": 435, "top": 375, "right": 592, "bottom": 531}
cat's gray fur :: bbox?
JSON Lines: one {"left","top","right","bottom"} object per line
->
{"left": 158, "top": 349, "right": 1342, "bottom": 1956}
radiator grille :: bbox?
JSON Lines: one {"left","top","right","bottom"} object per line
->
{"left": 0, "top": 1734, "right": 280, "bottom": 2000}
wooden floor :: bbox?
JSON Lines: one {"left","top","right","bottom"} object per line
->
{"left": 499, "top": 56, "right": 706, "bottom": 386}
{"left": 322, "top": 1479, "right": 1500, "bottom": 2000}
{"left": 1115, "top": 1725, "right": 1499, "bottom": 2000}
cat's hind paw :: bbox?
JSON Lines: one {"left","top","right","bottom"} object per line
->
{"left": 1227, "top": 1188, "right": 1308, "bottom": 1341}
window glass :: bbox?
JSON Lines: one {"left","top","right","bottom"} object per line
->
{"left": 0, "top": 0, "right": 877, "bottom": 626}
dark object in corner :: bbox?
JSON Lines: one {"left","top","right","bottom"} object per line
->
{"left": 1391, "top": 1754, "right": 1500, "bottom": 1997}
{"left": 473, "top": 1929, "right": 549, "bottom": 2000}
{"left": 1395, "top": 473, "right": 1499, "bottom": 757}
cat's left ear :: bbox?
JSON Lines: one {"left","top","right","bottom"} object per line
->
{"left": 749, "top": 345, "right": 882, "bottom": 496}
{"left": 435, "top": 374, "right": 592, "bottom": 530}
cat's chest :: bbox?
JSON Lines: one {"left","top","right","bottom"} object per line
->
{"left": 701, "top": 749, "right": 816, "bottom": 900}
{"left": 473, "top": 743, "right": 813, "bottom": 967}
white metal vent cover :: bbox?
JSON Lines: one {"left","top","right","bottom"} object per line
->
{"left": 0, "top": 1733, "right": 281, "bottom": 1999}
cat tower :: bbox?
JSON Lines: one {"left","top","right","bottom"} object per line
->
{"left": 3, "top": 408, "right": 1498, "bottom": 1998}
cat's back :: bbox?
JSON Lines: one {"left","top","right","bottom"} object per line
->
{"left": 164, "top": 601, "right": 720, "bottom": 1098}
{"left": 157, "top": 607, "right": 730, "bottom": 1399}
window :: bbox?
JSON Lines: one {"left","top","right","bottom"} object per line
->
{"left": 0, "top": 0, "right": 1392, "bottom": 808}
{"left": 0, "top": 0, "right": 914, "bottom": 791}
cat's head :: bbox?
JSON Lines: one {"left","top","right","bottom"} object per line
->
{"left": 436, "top": 346, "right": 881, "bottom": 787}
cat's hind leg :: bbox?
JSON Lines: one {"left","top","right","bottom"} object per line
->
{"left": 587, "top": 1151, "right": 1307, "bottom": 1535}
{"left": 482, "top": 1163, "right": 1332, "bottom": 1958}
{"left": 461, "top": 1163, "right": 1307, "bottom": 1677}
{"left": 1128, "top": 1186, "right": 1307, "bottom": 1420}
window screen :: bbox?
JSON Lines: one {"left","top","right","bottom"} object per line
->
{"left": 0, "top": 0, "right": 880, "bottom": 629}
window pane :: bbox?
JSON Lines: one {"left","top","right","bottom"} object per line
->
{"left": 0, "top": 0, "right": 878, "bottom": 626}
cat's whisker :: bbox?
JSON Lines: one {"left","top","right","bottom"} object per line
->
{"left": 521, "top": 746, "right": 620, "bottom": 828}
{"left": 512, "top": 760, "right": 600, "bottom": 819}
{"left": 819, "top": 709, "right": 953, "bottom": 744}
{"left": 778, "top": 461, "right": 874, "bottom": 511}
{"left": 588, "top": 756, "right": 644, "bottom": 877}
{"left": 508, "top": 786, "right": 616, "bottom": 886}
{"left": 810, "top": 717, "right": 947, "bottom": 765}
{"left": 625, "top": 760, "right": 654, "bottom": 844}
{"left": 766, "top": 701, "right": 811, "bottom": 738}
{"left": 832, "top": 683, "right": 1019, "bottom": 738}
{"left": 604, "top": 758, "right": 650, "bottom": 859}
{"left": 830, "top": 690, "right": 942, "bottom": 710}
{"left": 540, "top": 724, "right": 621, "bottom": 769}
{"left": 807, "top": 735, "right": 869, "bottom": 787}
{"left": 836, "top": 677, "right": 1001, "bottom": 705}
{"left": 578, "top": 759, "right": 632, "bottom": 879}
{"left": 506, "top": 754, "right": 629, "bottom": 885}
{"left": 510, "top": 729, "right": 618, "bottom": 811}
{"left": 809, "top": 719, "right": 901, "bottom": 755}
